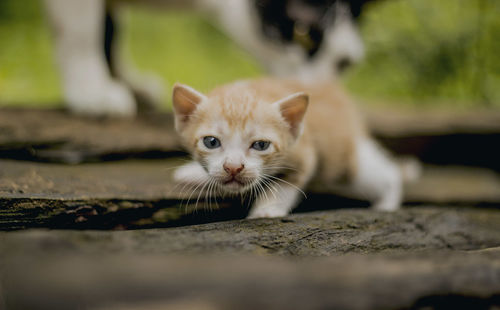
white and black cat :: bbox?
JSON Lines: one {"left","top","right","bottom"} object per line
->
{"left": 43, "top": 0, "right": 376, "bottom": 116}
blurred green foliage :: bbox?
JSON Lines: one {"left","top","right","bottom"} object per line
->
{"left": 345, "top": 0, "right": 500, "bottom": 107}
{"left": 0, "top": 0, "right": 498, "bottom": 108}
{"left": 0, "top": 0, "right": 60, "bottom": 106}
{"left": 121, "top": 7, "right": 262, "bottom": 95}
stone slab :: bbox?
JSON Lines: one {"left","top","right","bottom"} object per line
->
{"left": 2, "top": 159, "right": 500, "bottom": 203}
{"left": 2, "top": 107, "right": 500, "bottom": 165}
{"left": 1, "top": 207, "right": 500, "bottom": 310}
{"left": 0, "top": 108, "right": 182, "bottom": 163}
{"left": 1, "top": 158, "right": 500, "bottom": 230}
{"left": 2, "top": 207, "right": 500, "bottom": 255}
{"left": 1, "top": 251, "right": 499, "bottom": 310}
{"left": 365, "top": 107, "right": 500, "bottom": 137}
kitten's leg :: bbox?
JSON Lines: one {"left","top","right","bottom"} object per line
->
{"left": 43, "top": 0, "right": 136, "bottom": 117}
{"left": 173, "top": 161, "right": 209, "bottom": 185}
{"left": 248, "top": 146, "right": 316, "bottom": 219}
{"left": 248, "top": 165, "right": 315, "bottom": 219}
{"left": 352, "top": 138, "right": 402, "bottom": 211}
{"left": 247, "top": 183, "right": 302, "bottom": 219}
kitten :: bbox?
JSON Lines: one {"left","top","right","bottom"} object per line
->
{"left": 172, "top": 78, "right": 402, "bottom": 218}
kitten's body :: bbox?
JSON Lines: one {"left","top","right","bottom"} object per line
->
{"left": 173, "top": 78, "right": 402, "bottom": 218}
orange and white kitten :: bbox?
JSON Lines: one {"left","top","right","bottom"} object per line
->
{"left": 172, "top": 78, "right": 402, "bottom": 218}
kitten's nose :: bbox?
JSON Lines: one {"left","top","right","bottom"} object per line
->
{"left": 223, "top": 163, "right": 244, "bottom": 176}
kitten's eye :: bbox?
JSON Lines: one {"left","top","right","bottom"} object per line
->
{"left": 251, "top": 140, "right": 271, "bottom": 151}
{"left": 203, "top": 136, "right": 221, "bottom": 149}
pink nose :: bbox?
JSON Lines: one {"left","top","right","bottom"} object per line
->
{"left": 223, "top": 163, "right": 244, "bottom": 176}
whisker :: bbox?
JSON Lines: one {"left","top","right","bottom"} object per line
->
{"left": 256, "top": 181, "right": 269, "bottom": 201}
{"left": 194, "top": 178, "right": 211, "bottom": 211}
{"left": 169, "top": 173, "right": 207, "bottom": 201}
{"left": 184, "top": 178, "right": 209, "bottom": 212}
{"left": 246, "top": 183, "right": 256, "bottom": 209}
{"left": 210, "top": 180, "right": 219, "bottom": 211}
{"left": 262, "top": 173, "right": 307, "bottom": 198}
{"left": 204, "top": 179, "right": 212, "bottom": 211}
{"left": 210, "top": 180, "right": 218, "bottom": 211}
{"left": 261, "top": 178, "right": 278, "bottom": 200}
{"left": 204, "top": 179, "right": 214, "bottom": 212}
{"left": 262, "top": 177, "right": 284, "bottom": 200}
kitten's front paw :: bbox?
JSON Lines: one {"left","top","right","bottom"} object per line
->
{"left": 372, "top": 199, "right": 400, "bottom": 212}
{"left": 247, "top": 206, "right": 289, "bottom": 219}
{"left": 173, "top": 161, "right": 208, "bottom": 185}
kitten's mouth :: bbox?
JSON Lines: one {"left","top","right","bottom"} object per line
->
{"left": 219, "top": 176, "right": 253, "bottom": 193}
{"left": 223, "top": 177, "right": 245, "bottom": 186}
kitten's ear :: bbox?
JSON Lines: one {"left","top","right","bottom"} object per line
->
{"left": 274, "top": 92, "right": 309, "bottom": 138}
{"left": 172, "top": 83, "right": 207, "bottom": 130}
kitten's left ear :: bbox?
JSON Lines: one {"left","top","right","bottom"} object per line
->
{"left": 172, "top": 83, "right": 207, "bottom": 130}
{"left": 274, "top": 92, "right": 309, "bottom": 138}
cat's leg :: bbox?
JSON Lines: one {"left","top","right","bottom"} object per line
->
{"left": 247, "top": 154, "right": 316, "bottom": 219}
{"left": 247, "top": 145, "right": 317, "bottom": 219}
{"left": 352, "top": 138, "right": 402, "bottom": 211}
{"left": 104, "top": 7, "right": 164, "bottom": 111}
{"left": 247, "top": 183, "right": 303, "bottom": 219}
{"left": 43, "top": 0, "right": 136, "bottom": 116}
{"left": 173, "top": 161, "right": 209, "bottom": 185}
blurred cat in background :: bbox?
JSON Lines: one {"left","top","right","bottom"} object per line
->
{"left": 172, "top": 78, "right": 402, "bottom": 218}
{"left": 43, "top": 0, "right": 375, "bottom": 116}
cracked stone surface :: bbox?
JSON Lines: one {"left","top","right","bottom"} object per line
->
{"left": 1, "top": 207, "right": 500, "bottom": 310}
{"left": 2, "top": 207, "right": 500, "bottom": 255}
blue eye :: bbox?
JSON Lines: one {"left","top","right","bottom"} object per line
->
{"left": 203, "top": 136, "right": 221, "bottom": 149}
{"left": 251, "top": 140, "right": 271, "bottom": 151}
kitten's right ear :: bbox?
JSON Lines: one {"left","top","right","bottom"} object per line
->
{"left": 172, "top": 83, "right": 206, "bottom": 130}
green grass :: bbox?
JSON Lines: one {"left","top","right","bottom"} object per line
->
{"left": 344, "top": 0, "right": 500, "bottom": 107}
{"left": 121, "top": 8, "right": 263, "bottom": 94}
{"left": 0, "top": 0, "right": 61, "bottom": 106}
{"left": 0, "top": 0, "right": 498, "bottom": 108}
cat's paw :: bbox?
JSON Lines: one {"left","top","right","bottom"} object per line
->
{"left": 173, "top": 161, "right": 208, "bottom": 185}
{"left": 66, "top": 79, "right": 137, "bottom": 117}
{"left": 247, "top": 206, "right": 289, "bottom": 219}
{"left": 372, "top": 200, "right": 400, "bottom": 212}
{"left": 371, "top": 179, "right": 402, "bottom": 212}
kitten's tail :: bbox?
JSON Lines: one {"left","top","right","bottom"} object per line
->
{"left": 397, "top": 156, "right": 422, "bottom": 183}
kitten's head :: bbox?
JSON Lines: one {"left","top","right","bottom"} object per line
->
{"left": 172, "top": 83, "right": 308, "bottom": 194}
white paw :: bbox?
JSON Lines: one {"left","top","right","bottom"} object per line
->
{"left": 173, "top": 161, "right": 208, "bottom": 185}
{"left": 66, "top": 79, "right": 137, "bottom": 117}
{"left": 247, "top": 206, "right": 289, "bottom": 219}
{"left": 398, "top": 156, "right": 422, "bottom": 183}
{"left": 371, "top": 183, "right": 402, "bottom": 212}
{"left": 372, "top": 200, "right": 400, "bottom": 212}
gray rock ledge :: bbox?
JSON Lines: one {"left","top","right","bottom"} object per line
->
{"left": 1, "top": 207, "right": 500, "bottom": 310}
